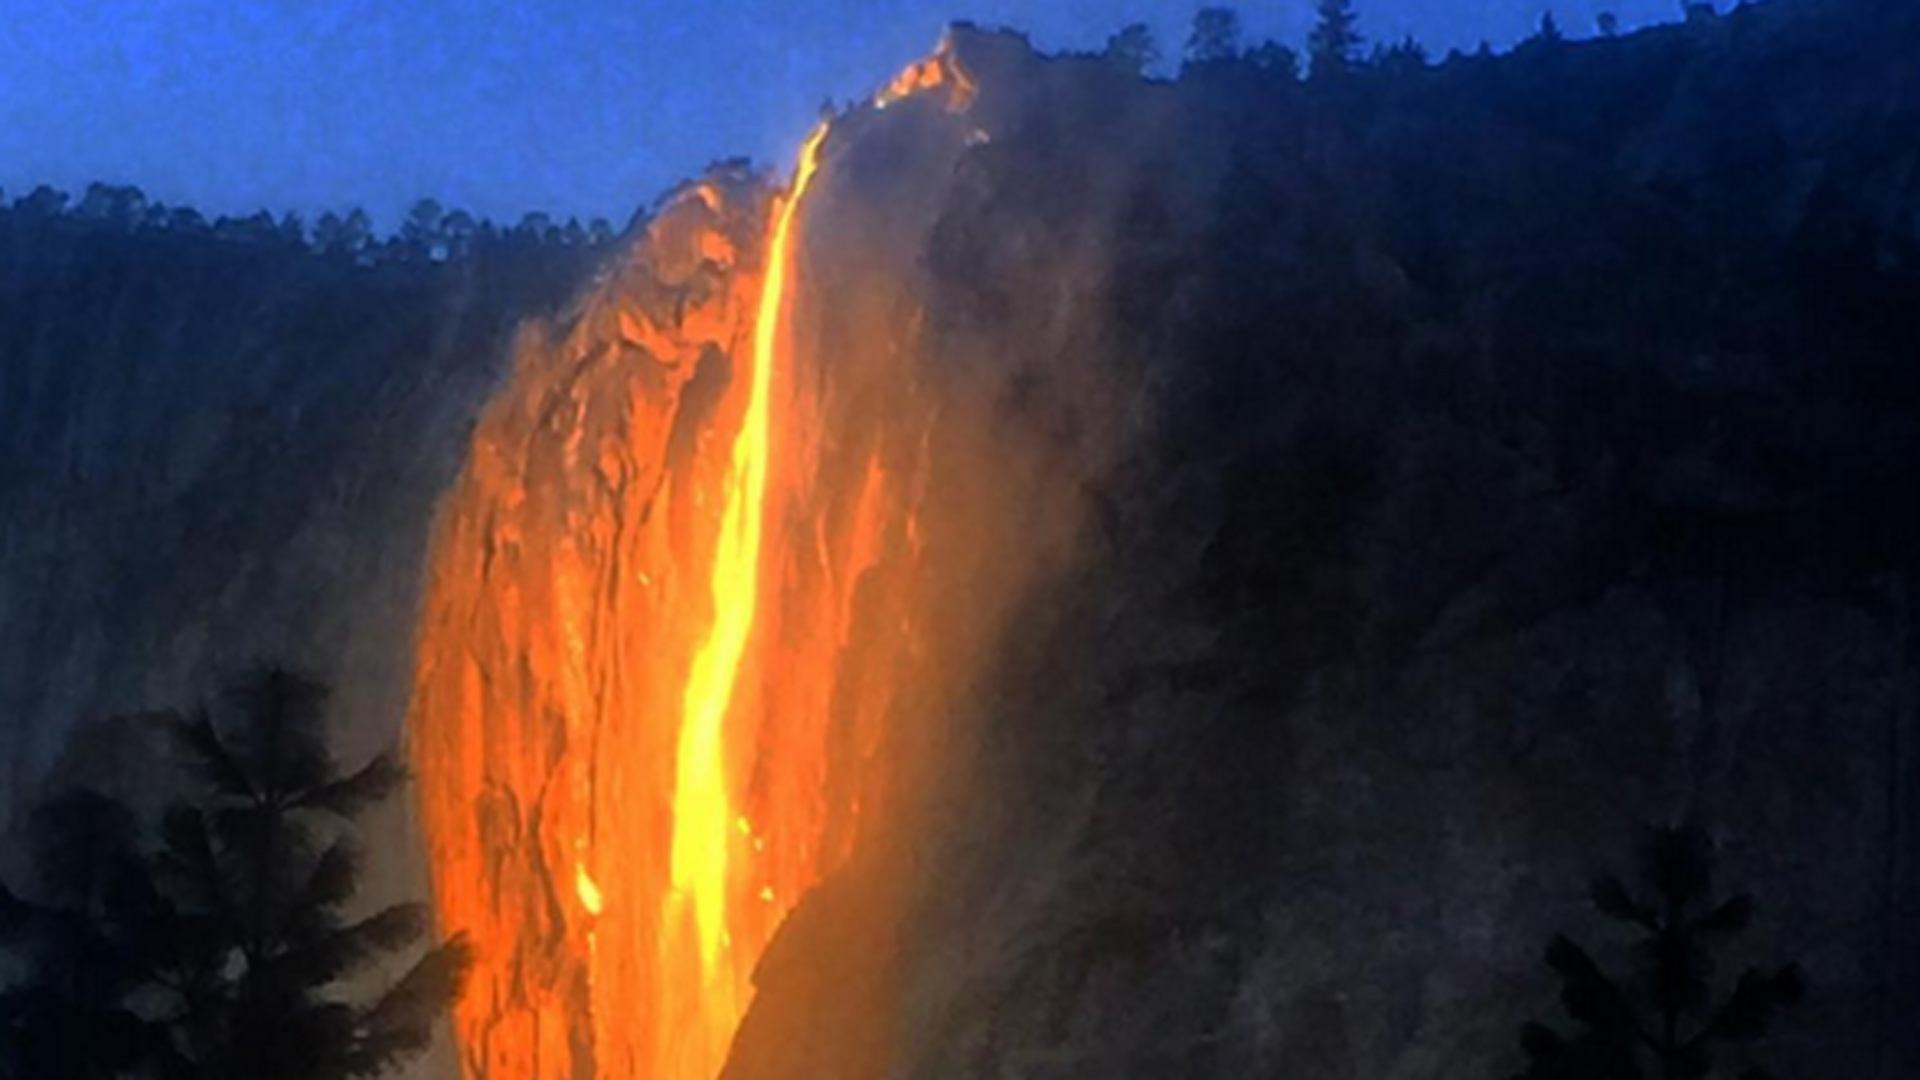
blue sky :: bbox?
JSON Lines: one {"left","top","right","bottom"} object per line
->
{"left": 0, "top": 0, "right": 1712, "bottom": 228}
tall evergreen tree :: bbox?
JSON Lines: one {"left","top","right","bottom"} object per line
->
{"left": 0, "top": 793, "right": 165, "bottom": 1080}
{"left": 400, "top": 198, "right": 447, "bottom": 260}
{"left": 163, "top": 668, "right": 471, "bottom": 1080}
{"left": 1309, "top": 0, "right": 1364, "bottom": 79}
{"left": 1376, "top": 36, "right": 1430, "bottom": 76}
{"left": 1104, "top": 23, "right": 1160, "bottom": 76}
{"left": 1535, "top": 10, "right": 1566, "bottom": 44}
{"left": 0, "top": 667, "right": 472, "bottom": 1080}
{"left": 1185, "top": 7, "right": 1244, "bottom": 67}
{"left": 1514, "top": 825, "right": 1804, "bottom": 1080}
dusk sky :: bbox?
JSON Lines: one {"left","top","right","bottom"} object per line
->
{"left": 1, "top": 0, "right": 1709, "bottom": 228}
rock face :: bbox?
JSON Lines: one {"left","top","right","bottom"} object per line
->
{"left": 0, "top": 223, "right": 595, "bottom": 824}
{"left": 714, "top": 9, "right": 1920, "bottom": 1080}
{"left": 407, "top": 164, "right": 805, "bottom": 1080}
{"left": 404, "top": 41, "right": 1110, "bottom": 1080}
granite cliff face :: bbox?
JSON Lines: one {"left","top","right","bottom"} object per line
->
{"left": 404, "top": 41, "right": 1116, "bottom": 1080}
{"left": 406, "top": 164, "right": 782, "bottom": 1080}
{"left": 0, "top": 224, "right": 598, "bottom": 823}
{"left": 7, "top": 3, "right": 1920, "bottom": 1080}
{"left": 707, "top": 9, "right": 1920, "bottom": 1080}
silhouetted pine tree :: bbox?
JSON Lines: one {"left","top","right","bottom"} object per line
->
{"left": 0, "top": 792, "right": 166, "bottom": 1080}
{"left": 1104, "top": 23, "right": 1160, "bottom": 76}
{"left": 1514, "top": 825, "right": 1804, "bottom": 1080}
{"left": 1185, "top": 7, "right": 1244, "bottom": 67}
{"left": 162, "top": 667, "right": 472, "bottom": 1080}
{"left": 1309, "top": 0, "right": 1364, "bottom": 79}
{"left": 400, "top": 198, "right": 447, "bottom": 259}
{"left": 0, "top": 667, "right": 472, "bottom": 1080}
{"left": 1376, "top": 36, "right": 1430, "bottom": 76}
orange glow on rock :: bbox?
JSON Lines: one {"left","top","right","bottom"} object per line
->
{"left": 409, "top": 120, "right": 867, "bottom": 1080}
{"left": 876, "top": 32, "right": 978, "bottom": 112}
{"left": 408, "top": 34, "right": 1021, "bottom": 1080}
{"left": 661, "top": 118, "right": 829, "bottom": 1073}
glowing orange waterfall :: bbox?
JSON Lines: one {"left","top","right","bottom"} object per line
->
{"left": 406, "top": 116, "right": 871, "bottom": 1080}
{"left": 408, "top": 35, "right": 984, "bottom": 1080}
{"left": 662, "top": 120, "right": 830, "bottom": 1078}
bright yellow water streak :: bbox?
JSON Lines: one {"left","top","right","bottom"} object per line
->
{"left": 667, "top": 123, "right": 833, "bottom": 974}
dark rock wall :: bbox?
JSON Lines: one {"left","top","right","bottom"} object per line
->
{"left": 0, "top": 226, "right": 596, "bottom": 821}
{"left": 737, "top": 7, "right": 1920, "bottom": 1080}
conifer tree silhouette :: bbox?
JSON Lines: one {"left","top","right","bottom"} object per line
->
{"left": 0, "top": 666, "right": 471, "bottom": 1080}
{"left": 1309, "top": 0, "right": 1364, "bottom": 79}
{"left": 0, "top": 792, "right": 165, "bottom": 1080}
{"left": 1515, "top": 825, "right": 1804, "bottom": 1080}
